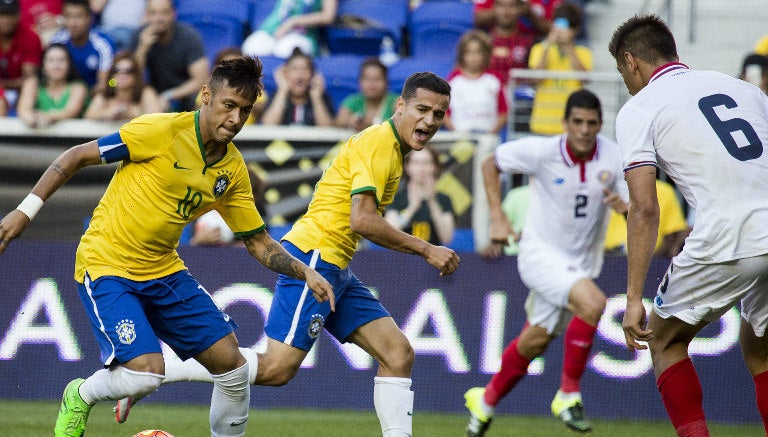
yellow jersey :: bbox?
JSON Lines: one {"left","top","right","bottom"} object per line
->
{"left": 604, "top": 180, "right": 688, "bottom": 252}
{"left": 285, "top": 119, "right": 405, "bottom": 269}
{"left": 75, "top": 111, "right": 265, "bottom": 282}
{"left": 528, "top": 43, "right": 593, "bottom": 135}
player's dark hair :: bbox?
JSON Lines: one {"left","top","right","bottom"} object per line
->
{"left": 209, "top": 55, "right": 263, "bottom": 102}
{"left": 564, "top": 89, "right": 602, "bottom": 121}
{"left": 608, "top": 15, "right": 678, "bottom": 64}
{"left": 401, "top": 72, "right": 451, "bottom": 101}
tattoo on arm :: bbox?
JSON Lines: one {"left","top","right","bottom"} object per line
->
{"left": 51, "top": 162, "right": 69, "bottom": 179}
{"left": 259, "top": 241, "right": 302, "bottom": 278}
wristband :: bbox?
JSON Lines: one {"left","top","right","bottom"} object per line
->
{"left": 16, "top": 194, "right": 44, "bottom": 221}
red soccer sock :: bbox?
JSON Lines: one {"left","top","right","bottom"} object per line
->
{"left": 484, "top": 337, "right": 531, "bottom": 407}
{"left": 657, "top": 358, "right": 709, "bottom": 437}
{"left": 560, "top": 316, "right": 597, "bottom": 393}
{"left": 754, "top": 371, "right": 768, "bottom": 434}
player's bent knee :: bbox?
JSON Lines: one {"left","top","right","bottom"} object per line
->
{"left": 119, "top": 367, "right": 165, "bottom": 398}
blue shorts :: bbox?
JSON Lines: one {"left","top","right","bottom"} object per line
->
{"left": 265, "top": 241, "right": 389, "bottom": 351}
{"left": 77, "top": 270, "right": 238, "bottom": 365}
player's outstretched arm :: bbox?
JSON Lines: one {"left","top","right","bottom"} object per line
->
{"left": 242, "top": 230, "right": 335, "bottom": 311}
{"left": 349, "top": 191, "right": 460, "bottom": 277}
{"left": 0, "top": 141, "right": 101, "bottom": 255}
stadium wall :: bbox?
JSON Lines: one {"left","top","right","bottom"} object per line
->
{"left": 0, "top": 242, "right": 758, "bottom": 423}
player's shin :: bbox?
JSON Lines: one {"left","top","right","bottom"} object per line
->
{"left": 210, "top": 362, "right": 250, "bottom": 437}
{"left": 374, "top": 376, "right": 413, "bottom": 437}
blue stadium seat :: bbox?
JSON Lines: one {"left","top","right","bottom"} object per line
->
{"left": 314, "top": 54, "right": 366, "bottom": 112}
{"left": 258, "top": 55, "right": 285, "bottom": 97}
{"left": 388, "top": 56, "right": 455, "bottom": 94}
{"left": 248, "top": 0, "right": 278, "bottom": 31}
{"left": 176, "top": 0, "right": 249, "bottom": 22}
{"left": 408, "top": 1, "right": 474, "bottom": 59}
{"left": 182, "top": 16, "right": 246, "bottom": 65}
{"left": 325, "top": 0, "right": 409, "bottom": 56}
{"left": 176, "top": 0, "right": 249, "bottom": 64}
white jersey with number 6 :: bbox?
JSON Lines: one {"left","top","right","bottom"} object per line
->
{"left": 617, "top": 63, "right": 768, "bottom": 263}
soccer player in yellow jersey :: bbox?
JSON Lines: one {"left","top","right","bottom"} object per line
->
{"left": 134, "top": 72, "right": 461, "bottom": 437}
{"left": 0, "top": 56, "right": 333, "bottom": 437}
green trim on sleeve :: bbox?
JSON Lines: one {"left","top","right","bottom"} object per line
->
{"left": 234, "top": 224, "right": 267, "bottom": 237}
{"left": 351, "top": 186, "right": 379, "bottom": 207}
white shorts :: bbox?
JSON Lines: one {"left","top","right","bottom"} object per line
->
{"left": 518, "top": 248, "right": 590, "bottom": 335}
{"left": 654, "top": 251, "right": 768, "bottom": 336}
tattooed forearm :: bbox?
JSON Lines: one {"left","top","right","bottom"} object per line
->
{"left": 259, "top": 240, "right": 303, "bottom": 278}
{"left": 50, "top": 162, "right": 69, "bottom": 179}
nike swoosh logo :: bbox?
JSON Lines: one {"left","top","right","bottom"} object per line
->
{"left": 173, "top": 161, "right": 190, "bottom": 170}
{"left": 231, "top": 418, "right": 248, "bottom": 426}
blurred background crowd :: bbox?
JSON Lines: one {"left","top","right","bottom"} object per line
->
{"left": 1, "top": 0, "right": 766, "bottom": 256}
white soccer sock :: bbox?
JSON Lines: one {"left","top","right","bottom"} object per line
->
{"left": 163, "top": 348, "right": 257, "bottom": 385}
{"left": 239, "top": 347, "right": 259, "bottom": 385}
{"left": 373, "top": 376, "right": 414, "bottom": 437}
{"left": 79, "top": 366, "right": 164, "bottom": 405}
{"left": 163, "top": 356, "right": 214, "bottom": 383}
{"left": 210, "top": 362, "right": 250, "bottom": 437}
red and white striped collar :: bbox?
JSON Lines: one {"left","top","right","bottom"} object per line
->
{"left": 649, "top": 62, "right": 689, "bottom": 83}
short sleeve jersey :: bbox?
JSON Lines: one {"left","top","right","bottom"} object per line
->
{"left": 494, "top": 134, "right": 627, "bottom": 277}
{"left": 284, "top": 119, "right": 404, "bottom": 268}
{"left": 617, "top": 63, "right": 768, "bottom": 263}
{"left": 75, "top": 111, "right": 265, "bottom": 282}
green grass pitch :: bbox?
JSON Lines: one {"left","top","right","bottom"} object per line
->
{"left": 2, "top": 400, "right": 762, "bottom": 436}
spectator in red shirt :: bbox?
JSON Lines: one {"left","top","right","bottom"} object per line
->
{"left": 488, "top": 0, "right": 535, "bottom": 87}
{"left": 0, "top": 0, "right": 43, "bottom": 104}
{"left": 474, "top": 0, "right": 558, "bottom": 38}
{"left": 19, "top": 0, "right": 62, "bottom": 45}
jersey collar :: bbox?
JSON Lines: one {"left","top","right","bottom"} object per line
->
{"left": 560, "top": 135, "right": 598, "bottom": 167}
{"left": 649, "top": 62, "right": 690, "bottom": 83}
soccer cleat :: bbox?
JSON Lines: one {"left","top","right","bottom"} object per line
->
{"left": 54, "top": 378, "right": 92, "bottom": 437}
{"left": 464, "top": 387, "right": 493, "bottom": 437}
{"left": 551, "top": 390, "right": 592, "bottom": 433}
{"left": 114, "top": 397, "right": 135, "bottom": 423}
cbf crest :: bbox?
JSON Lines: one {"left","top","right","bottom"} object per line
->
{"left": 115, "top": 319, "right": 136, "bottom": 345}
{"left": 213, "top": 174, "right": 230, "bottom": 198}
{"left": 308, "top": 314, "right": 324, "bottom": 338}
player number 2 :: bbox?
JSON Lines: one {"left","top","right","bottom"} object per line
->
{"left": 574, "top": 194, "right": 587, "bottom": 218}
{"left": 698, "top": 93, "right": 763, "bottom": 161}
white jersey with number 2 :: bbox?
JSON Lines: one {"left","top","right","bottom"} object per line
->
{"left": 494, "top": 134, "right": 627, "bottom": 278}
{"left": 618, "top": 63, "right": 768, "bottom": 263}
